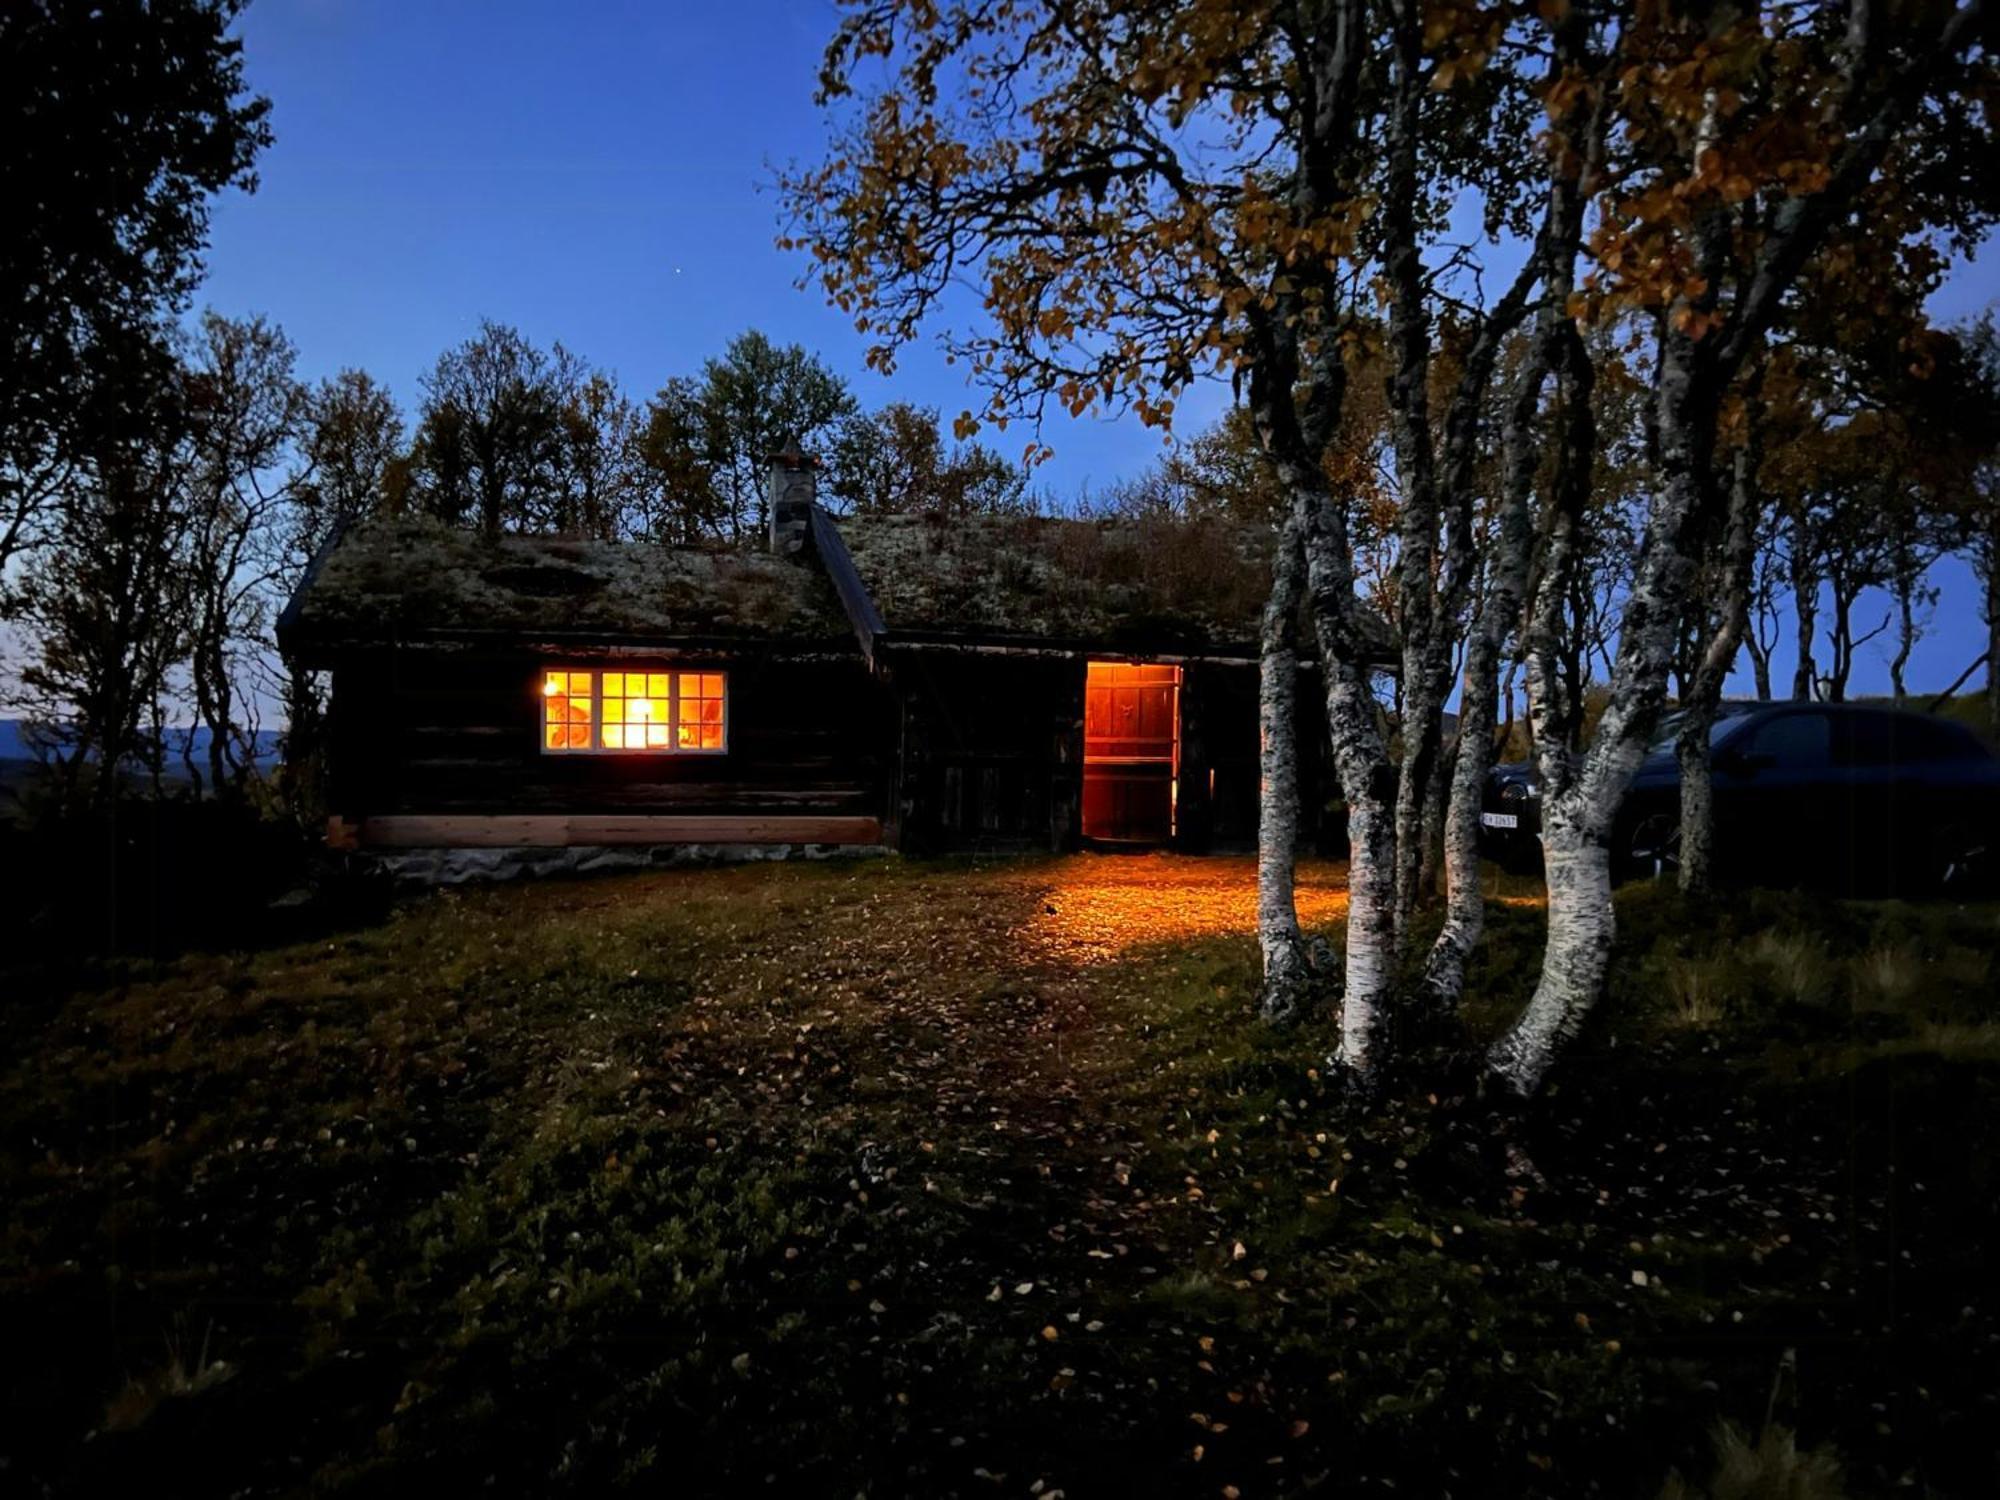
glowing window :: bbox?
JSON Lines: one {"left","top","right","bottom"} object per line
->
{"left": 541, "top": 669, "right": 728, "bottom": 754}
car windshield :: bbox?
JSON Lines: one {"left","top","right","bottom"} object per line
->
{"left": 1646, "top": 709, "right": 1746, "bottom": 755}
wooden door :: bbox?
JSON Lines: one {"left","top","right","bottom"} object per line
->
{"left": 1083, "top": 662, "right": 1180, "bottom": 843}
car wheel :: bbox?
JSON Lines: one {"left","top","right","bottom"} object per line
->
{"left": 1620, "top": 808, "right": 1681, "bottom": 883}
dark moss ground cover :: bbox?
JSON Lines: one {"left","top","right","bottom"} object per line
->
{"left": 2, "top": 855, "right": 1995, "bottom": 1498}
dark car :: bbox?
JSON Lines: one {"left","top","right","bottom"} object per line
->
{"left": 1478, "top": 702, "right": 2000, "bottom": 895}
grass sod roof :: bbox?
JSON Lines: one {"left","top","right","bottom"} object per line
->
{"left": 279, "top": 509, "right": 1397, "bottom": 665}
{"left": 277, "top": 516, "right": 856, "bottom": 660}
{"left": 836, "top": 510, "right": 1397, "bottom": 661}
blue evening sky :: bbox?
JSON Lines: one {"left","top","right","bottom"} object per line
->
{"left": 196, "top": 0, "right": 1996, "bottom": 699}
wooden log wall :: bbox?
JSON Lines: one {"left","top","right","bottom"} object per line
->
{"left": 325, "top": 647, "right": 893, "bottom": 830}
{"left": 891, "top": 653, "right": 1084, "bottom": 854}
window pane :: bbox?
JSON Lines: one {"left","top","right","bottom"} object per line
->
{"left": 544, "top": 665, "right": 723, "bottom": 753}
{"left": 1748, "top": 712, "right": 1831, "bottom": 769}
{"left": 544, "top": 672, "right": 591, "bottom": 748}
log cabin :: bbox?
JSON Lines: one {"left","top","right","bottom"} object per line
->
{"left": 277, "top": 446, "right": 1394, "bottom": 865}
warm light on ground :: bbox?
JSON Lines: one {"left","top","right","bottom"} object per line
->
{"left": 1022, "top": 852, "right": 1546, "bottom": 965}
{"left": 1026, "top": 852, "right": 1352, "bottom": 964}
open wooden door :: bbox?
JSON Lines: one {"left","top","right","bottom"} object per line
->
{"left": 1083, "top": 661, "right": 1181, "bottom": 844}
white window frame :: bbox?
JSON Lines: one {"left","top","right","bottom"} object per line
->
{"left": 539, "top": 668, "right": 729, "bottom": 756}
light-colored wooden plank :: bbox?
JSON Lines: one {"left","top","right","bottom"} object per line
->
{"left": 355, "top": 814, "right": 883, "bottom": 849}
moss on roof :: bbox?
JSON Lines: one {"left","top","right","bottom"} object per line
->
{"left": 280, "top": 516, "right": 852, "bottom": 657}
{"left": 281, "top": 511, "right": 1393, "bottom": 665}
{"left": 838, "top": 512, "right": 1322, "bottom": 655}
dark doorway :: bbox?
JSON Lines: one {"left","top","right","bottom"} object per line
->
{"left": 1083, "top": 661, "right": 1181, "bottom": 844}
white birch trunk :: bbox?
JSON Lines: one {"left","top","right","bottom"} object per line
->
{"left": 1421, "top": 11, "right": 1597, "bottom": 1008}
{"left": 1488, "top": 305, "right": 1674, "bottom": 1096}
{"left": 1423, "top": 323, "right": 1552, "bottom": 1006}
{"left": 1258, "top": 501, "right": 1317, "bottom": 1023}
{"left": 1424, "top": 638, "right": 1499, "bottom": 1008}
{"left": 1487, "top": 815, "right": 1613, "bottom": 1094}
{"left": 1492, "top": 520, "right": 1691, "bottom": 1091}
{"left": 1392, "top": 683, "right": 1443, "bottom": 944}
{"left": 1298, "top": 485, "right": 1397, "bottom": 1080}
{"left": 1341, "top": 786, "right": 1398, "bottom": 1072}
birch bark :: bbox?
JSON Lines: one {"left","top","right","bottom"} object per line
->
{"left": 1258, "top": 501, "right": 1319, "bottom": 1022}
{"left": 1424, "top": 312, "right": 1562, "bottom": 1004}
{"left": 1294, "top": 474, "right": 1398, "bottom": 1077}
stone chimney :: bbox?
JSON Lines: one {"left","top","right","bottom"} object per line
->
{"left": 767, "top": 438, "right": 816, "bottom": 558}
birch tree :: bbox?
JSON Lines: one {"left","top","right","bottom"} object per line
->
{"left": 780, "top": 0, "right": 1409, "bottom": 1067}
{"left": 1372, "top": 0, "right": 1552, "bottom": 946}
{"left": 1422, "top": 0, "right": 1607, "bottom": 1006}
{"left": 1257, "top": 505, "right": 1321, "bottom": 1022}
{"left": 1489, "top": 0, "right": 1995, "bottom": 1095}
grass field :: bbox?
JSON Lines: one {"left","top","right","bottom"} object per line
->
{"left": 3, "top": 854, "right": 1997, "bottom": 1497}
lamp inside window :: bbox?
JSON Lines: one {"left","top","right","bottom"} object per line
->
{"left": 542, "top": 670, "right": 726, "bottom": 753}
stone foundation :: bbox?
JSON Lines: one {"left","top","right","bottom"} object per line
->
{"left": 370, "top": 841, "right": 890, "bottom": 889}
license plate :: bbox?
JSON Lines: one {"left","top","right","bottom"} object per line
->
{"left": 1480, "top": 811, "right": 1519, "bottom": 830}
